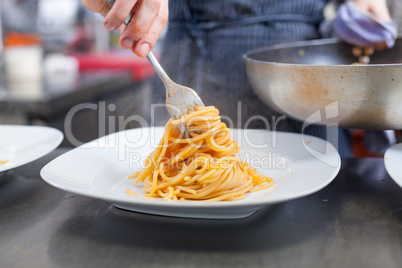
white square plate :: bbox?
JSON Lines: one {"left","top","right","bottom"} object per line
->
{"left": 0, "top": 125, "right": 63, "bottom": 173}
{"left": 40, "top": 127, "right": 340, "bottom": 219}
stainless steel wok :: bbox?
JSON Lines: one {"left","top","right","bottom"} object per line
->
{"left": 244, "top": 38, "right": 402, "bottom": 130}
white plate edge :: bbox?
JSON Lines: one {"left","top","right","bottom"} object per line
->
{"left": 40, "top": 129, "right": 341, "bottom": 208}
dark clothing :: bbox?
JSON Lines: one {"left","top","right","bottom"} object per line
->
{"left": 151, "top": 0, "right": 352, "bottom": 156}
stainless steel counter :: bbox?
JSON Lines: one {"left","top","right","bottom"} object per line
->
{"left": 1, "top": 149, "right": 401, "bottom": 268}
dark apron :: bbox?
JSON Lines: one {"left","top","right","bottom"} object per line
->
{"left": 150, "top": 0, "right": 352, "bottom": 156}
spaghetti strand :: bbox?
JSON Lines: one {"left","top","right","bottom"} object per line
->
{"left": 128, "top": 106, "right": 274, "bottom": 201}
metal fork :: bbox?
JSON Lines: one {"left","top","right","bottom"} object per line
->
{"left": 105, "top": 0, "right": 205, "bottom": 135}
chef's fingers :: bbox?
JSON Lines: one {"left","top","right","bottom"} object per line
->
{"left": 80, "top": 0, "right": 111, "bottom": 17}
{"left": 104, "top": 0, "right": 138, "bottom": 31}
{"left": 132, "top": 0, "right": 168, "bottom": 57}
{"left": 119, "top": 0, "right": 164, "bottom": 51}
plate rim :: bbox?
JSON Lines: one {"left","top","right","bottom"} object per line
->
{"left": 0, "top": 125, "right": 64, "bottom": 172}
{"left": 40, "top": 128, "right": 341, "bottom": 208}
{"left": 384, "top": 143, "right": 402, "bottom": 188}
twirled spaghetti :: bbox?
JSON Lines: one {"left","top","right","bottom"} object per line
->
{"left": 127, "top": 106, "right": 274, "bottom": 201}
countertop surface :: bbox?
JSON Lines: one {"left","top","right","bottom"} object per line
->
{"left": 1, "top": 149, "right": 401, "bottom": 268}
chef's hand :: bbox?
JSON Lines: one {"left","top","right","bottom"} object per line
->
{"left": 351, "top": 0, "right": 394, "bottom": 49}
{"left": 333, "top": 0, "right": 397, "bottom": 50}
{"left": 352, "top": 0, "right": 392, "bottom": 22}
{"left": 80, "top": 0, "right": 169, "bottom": 57}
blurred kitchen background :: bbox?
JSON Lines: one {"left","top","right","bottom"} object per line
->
{"left": 0, "top": 0, "right": 401, "bottom": 149}
{"left": 0, "top": 0, "right": 159, "bottom": 147}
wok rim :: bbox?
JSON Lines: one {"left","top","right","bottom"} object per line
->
{"left": 243, "top": 37, "right": 402, "bottom": 68}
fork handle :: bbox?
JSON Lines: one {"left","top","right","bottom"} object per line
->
{"left": 105, "top": 0, "right": 173, "bottom": 87}
{"left": 146, "top": 52, "right": 173, "bottom": 86}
